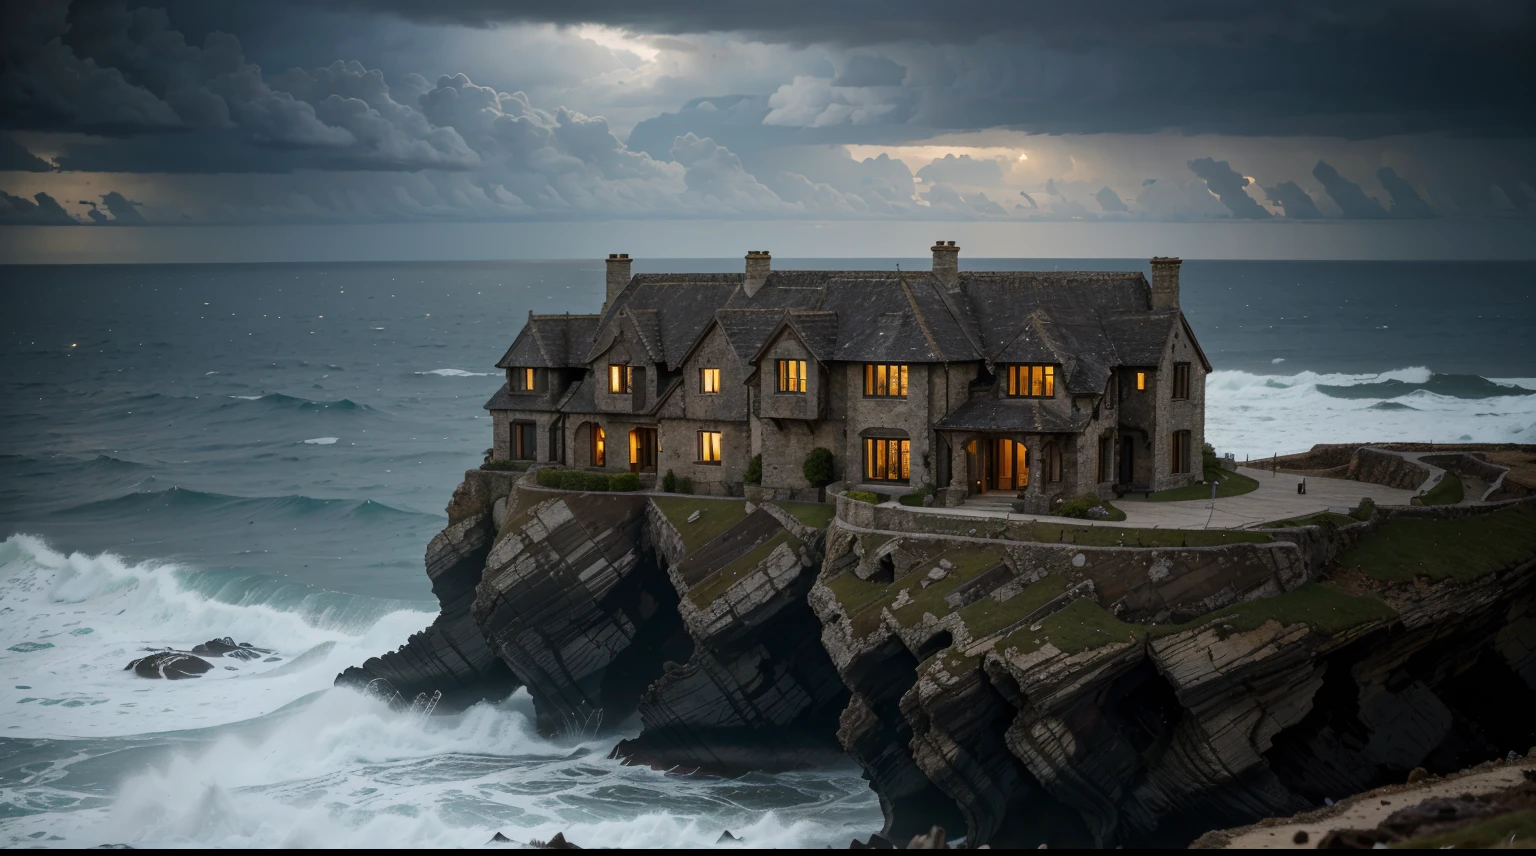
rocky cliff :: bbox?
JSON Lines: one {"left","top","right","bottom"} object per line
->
{"left": 809, "top": 499, "right": 1536, "bottom": 847}
{"left": 340, "top": 468, "right": 1536, "bottom": 848}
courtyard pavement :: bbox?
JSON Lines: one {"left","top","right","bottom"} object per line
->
{"left": 877, "top": 467, "right": 1422, "bottom": 530}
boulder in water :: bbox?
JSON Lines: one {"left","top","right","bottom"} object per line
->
{"left": 125, "top": 651, "right": 213, "bottom": 679}
{"left": 191, "top": 637, "right": 270, "bottom": 660}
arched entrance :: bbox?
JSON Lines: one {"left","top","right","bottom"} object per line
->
{"left": 966, "top": 438, "right": 1028, "bottom": 494}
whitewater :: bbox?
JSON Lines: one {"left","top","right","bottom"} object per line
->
{"left": 2, "top": 258, "right": 1532, "bottom": 848}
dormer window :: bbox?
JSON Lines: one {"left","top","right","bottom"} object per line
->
{"left": 517, "top": 367, "right": 536, "bottom": 391}
{"left": 776, "top": 359, "right": 807, "bottom": 394}
{"left": 700, "top": 367, "right": 721, "bottom": 394}
{"left": 1136, "top": 371, "right": 1147, "bottom": 391}
{"left": 863, "top": 364, "right": 908, "bottom": 398}
{"left": 1007, "top": 364, "right": 1055, "bottom": 398}
{"left": 608, "top": 364, "right": 632, "bottom": 394}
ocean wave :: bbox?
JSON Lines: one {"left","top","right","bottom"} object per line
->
{"left": 415, "top": 369, "right": 494, "bottom": 377}
{"left": 0, "top": 534, "right": 433, "bottom": 740}
{"left": 51, "top": 487, "right": 430, "bottom": 523}
{"left": 1208, "top": 366, "right": 1536, "bottom": 458}
{"left": 220, "top": 393, "right": 371, "bottom": 411}
{"left": 1316, "top": 372, "right": 1533, "bottom": 400}
{"left": 302, "top": 436, "right": 339, "bottom": 445}
{"left": 0, "top": 682, "right": 877, "bottom": 848}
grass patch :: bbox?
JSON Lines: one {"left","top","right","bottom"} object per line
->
{"left": 1145, "top": 466, "right": 1259, "bottom": 502}
{"left": 777, "top": 500, "right": 834, "bottom": 530}
{"left": 995, "top": 598, "right": 1144, "bottom": 658}
{"left": 898, "top": 485, "right": 935, "bottom": 507}
{"left": 1337, "top": 502, "right": 1536, "bottom": 584}
{"left": 955, "top": 574, "right": 1070, "bottom": 640}
{"left": 688, "top": 530, "right": 801, "bottom": 607}
{"left": 825, "top": 544, "right": 1007, "bottom": 638}
{"left": 1391, "top": 810, "right": 1536, "bottom": 849}
{"left": 846, "top": 490, "right": 881, "bottom": 504}
{"left": 650, "top": 496, "right": 750, "bottom": 552}
{"left": 1150, "top": 582, "right": 1397, "bottom": 639}
{"left": 1413, "top": 472, "right": 1465, "bottom": 506}
{"left": 1255, "top": 511, "right": 1360, "bottom": 530}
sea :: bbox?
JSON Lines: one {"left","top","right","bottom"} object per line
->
{"left": 0, "top": 259, "right": 1532, "bottom": 848}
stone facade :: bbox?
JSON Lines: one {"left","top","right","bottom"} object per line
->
{"left": 485, "top": 248, "right": 1210, "bottom": 509}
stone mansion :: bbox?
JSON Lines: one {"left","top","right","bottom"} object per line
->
{"left": 486, "top": 244, "right": 1208, "bottom": 511}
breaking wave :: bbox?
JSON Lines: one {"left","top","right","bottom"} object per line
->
{"left": 1208, "top": 367, "right": 1536, "bottom": 458}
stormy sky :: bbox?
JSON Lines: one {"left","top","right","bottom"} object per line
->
{"left": 2, "top": 0, "right": 1534, "bottom": 260}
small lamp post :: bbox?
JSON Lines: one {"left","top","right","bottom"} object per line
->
{"left": 1208, "top": 479, "right": 1219, "bottom": 509}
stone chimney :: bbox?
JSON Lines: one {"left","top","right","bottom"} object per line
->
{"left": 604, "top": 253, "right": 631, "bottom": 314}
{"left": 744, "top": 250, "right": 771, "bottom": 297}
{"left": 1150, "top": 256, "right": 1182, "bottom": 310}
{"left": 931, "top": 240, "right": 959, "bottom": 289}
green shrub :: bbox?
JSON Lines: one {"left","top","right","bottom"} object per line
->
{"left": 662, "top": 470, "right": 678, "bottom": 493}
{"left": 845, "top": 490, "right": 881, "bottom": 505}
{"left": 803, "top": 447, "right": 836, "bottom": 489}
{"left": 536, "top": 468, "right": 563, "bottom": 488}
{"left": 1202, "top": 443, "right": 1218, "bottom": 472}
{"left": 677, "top": 476, "right": 694, "bottom": 494}
{"left": 554, "top": 470, "right": 583, "bottom": 490}
{"left": 609, "top": 472, "right": 641, "bottom": 492}
{"left": 744, "top": 454, "right": 762, "bottom": 485}
{"left": 584, "top": 472, "right": 614, "bottom": 491}
{"left": 482, "top": 459, "right": 522, "bottom": 472}
{"left": 1350, "top": 497, "right": 1376, "bottom": 521}
{"left": 1056, "top": 494, "right": 1099, "bottom": 519}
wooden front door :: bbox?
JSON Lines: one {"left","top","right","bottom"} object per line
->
{"left": 629, "top": 427, "right": 657, "bottom": 473}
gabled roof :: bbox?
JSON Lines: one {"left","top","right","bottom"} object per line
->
{"left": 496, "top": 313, "right": 600, "bottom": 369}
{"left": 715, "top": 308, "right": 787, "bottom": 363}
{"left": 933, "top": 397, "right": 1092, "bottom": 434}
{"left": 484, "top": 383, "right": 546, "bottom": 412}
{"left": 505, "top": 265, "right": 1208, "bottom": 410}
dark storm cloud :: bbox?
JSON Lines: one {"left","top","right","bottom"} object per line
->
{"left": 1186, "top": 157, "right": 1269, "bottom": 219}
{"left": 305, "top": 0, "right": 1535, "bottom": 137}
{"left": 1376, "top": 167, "right": 1436, "bottom": 218}
{"left": 100, "top": 190, "right": 147, "bottom": 224}
{"left": 1312, "top": 161, "right": 1389, "bottom": 219}
{"left": 1263, "top": 181, "right": 1324, "bottom": 219}
{"left": 0, "top": 137, "right": 55, "bottom": 172}
{"left": 832, "top": 55, "right": 906, "bottom": 88}
{"left": 0, "top": 190, "right": 75, "bottom": 224}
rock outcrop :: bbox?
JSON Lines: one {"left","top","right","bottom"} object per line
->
{"left": 810, "top": 499, "right": 1536, "bottom": 848}
{"left": 341, "top": 466, "right": 1536, "bottom": 848}
{"left": 336, "top": 470, "right": 521, "bottom": 711}
{"left": 126, "top": 650, "right": 213, "bottom": 679}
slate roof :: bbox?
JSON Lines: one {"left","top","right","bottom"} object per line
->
{"left": 497, "top": 314, "right": 601, "bottom": 368}
{"left": 501, "top": 266, "right": 1209, "bottom": 416}
{"left": 483, "top": 383, "right": 547, "bottom": 412}
{"left": 933, "top": 397, "right": 1092, "bottom": 434}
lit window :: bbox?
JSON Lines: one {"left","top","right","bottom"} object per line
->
{"left": 776, "top": 359, "right": 807, "bottom": 393}
{"left": 523, "top": 368, "right": 536, "bottom": 391}
{"left": 1172, "top": 363, "right": 1190, "bottom": 400}
{"left": 592, "top": 426, "right": 606, "bottom": 466}
{"left": 863, "top": 363, "right": 909, "bottom": 398}
{"left": 1136, "top": 371, "right": 1147, "bottom": 391}
{"left": 700, "top": 367, "right": 721, "bottom": 394}
{"left": 863, "top": 438, "right": 911, "bottom": 483}
{"left": 608, "top": 364, "right": 631, "bottom": 394}
{"left": 699, "top": 431, "right": 722, "bottom": 463}
{"left": 1007, "top": 364, "right": 1055, "bottom": 397}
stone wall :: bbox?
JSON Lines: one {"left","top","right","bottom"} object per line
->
{"left": 1347, "top": 447, "right": 1431, "bottom": 491}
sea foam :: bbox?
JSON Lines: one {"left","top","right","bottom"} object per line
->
{"left": 1207, "top": 367, "right": 1536, "bottom": 458}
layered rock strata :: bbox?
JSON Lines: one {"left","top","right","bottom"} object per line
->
{"left": 336, "top": 470, "right": 521, "bottom": 711}
{"left": 810, "top": 500, "right": 1536, "bottom": 848}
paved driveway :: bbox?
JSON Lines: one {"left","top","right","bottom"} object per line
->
{"left": 891, "top": 467, "right": 1421, "bottom": 530}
